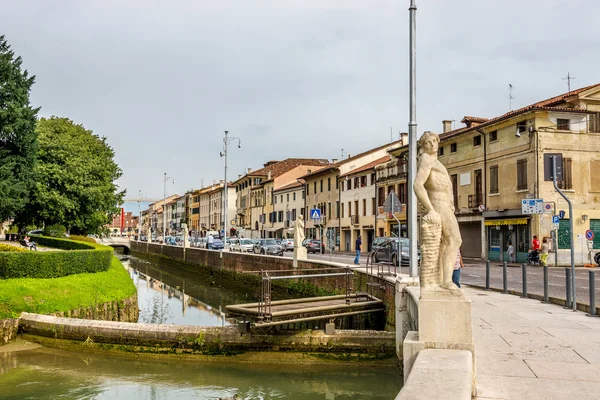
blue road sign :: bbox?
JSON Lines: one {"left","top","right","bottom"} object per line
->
{"left": 310, "top": 209, "right": 321, "bottom": 220}
{"left": 552, "top": 216, "right": 560, "bottom": 224}
{"left": 559, "top": 210, "right": 566, "bottom": 219}
{"left": 586, "top": 230, "right": 594, "bottom": 240}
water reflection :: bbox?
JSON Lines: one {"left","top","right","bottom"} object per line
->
{"left": 0, "top": 345, "right": 402, "bottom": 399}
{"left": 128, "top": 260, "right": 229, "bottom": 326}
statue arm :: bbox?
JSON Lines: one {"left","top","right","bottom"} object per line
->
{"left": 413, "top": 155, "right": 435, "bottom": 213}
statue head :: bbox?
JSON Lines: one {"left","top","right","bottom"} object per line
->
{"left": 417, "top": 131, "right": 440, "bottom": 156}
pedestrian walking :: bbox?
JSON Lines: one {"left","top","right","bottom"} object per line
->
{"left": 354, "top": 235, "right": 362, "bottom": 265}
{"left": 540, "top": 238, "right": 550, "bottom": 266}
{"left": 452, "top": 248, "right": 463, "bottom": 288}
{"left": 507, "top": 242, "right": 515, "bottom": 263}
{"left": 532, "top": 235, "right": 540, "bottom": 251}
{"left": 207, "top": 234, "right": 214, "bottom": 250}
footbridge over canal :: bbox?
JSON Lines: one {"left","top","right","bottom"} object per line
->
{"left": 226, "top": 267, "right": 385, "bottom": 330}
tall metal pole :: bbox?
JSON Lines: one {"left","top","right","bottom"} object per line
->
{"left": 163, "top": 173, "right": 167, "bottom": 239}
{"left": 223, "top": 130, "right": 229, "bottom": 244}
{"left": 552, "top": 156, "right": 576, "bottom": 311}
{"left": 407, "top": 0, "right": 418, "bottom": 278}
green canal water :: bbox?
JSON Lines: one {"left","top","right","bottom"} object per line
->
{"left": 0, "top": 256, "right": 403, "bottom": 399}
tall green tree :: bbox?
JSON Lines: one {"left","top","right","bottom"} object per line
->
{"left": 19, "top": 117, "right": 125, "bottom": 234}
{"left": 0, "top": 35, "right": 39, "bottom": 222}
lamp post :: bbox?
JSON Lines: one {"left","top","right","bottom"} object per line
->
{"left": 220, "top": 130, "right": 241, "bottom": 248}
{"left": 407, "top": 0, "right": 418, "bottom": 278}
{"left": 163, "top": 173, "right": 175, "bottom": 240}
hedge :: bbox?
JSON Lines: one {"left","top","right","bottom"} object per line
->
{"left": 0, "top": 244, "right": 25, "bottom": 252}
{"left": 0, "top": 236, "right": 112, "bottom": 279}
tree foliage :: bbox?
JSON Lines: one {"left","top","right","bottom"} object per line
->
{"left": 0, "top": 35, "right": 39, "bottom": 221}
{"left": 17, "top": 117, "right": 125, "bottom": 233}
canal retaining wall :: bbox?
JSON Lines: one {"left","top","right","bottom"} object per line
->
{"left": 1, "top": 318, "right": 19, "bottom": 345}
{"left": 130, "top": 242, "right": 396, "bottom": 329}
{"left": 19, "top": 312, "right": 396, "bottom": 360}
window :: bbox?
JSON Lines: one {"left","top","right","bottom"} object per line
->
{"left": 378, "top": 186, "right": 386, "bottom": 207}
{"left": 438, "top": 146, "right": 444, "bottom": 156}
{"left": 558, "top": 158, "right": 572, "bottom": 190}
{"left": 287, "top": 193, "right": 289, "bottom": 202}
{"left": 362, "top": 199, "right": 367, "bottom": 216}
{"left": 320, "top": 180, "right": 323, "bottom": 192}
{"left": 313, "top": 182, "right": 317, "bottom": 194}
{"left": 360, "top": 176, "right": 367, "bottom": 187}
{"left": 306, "top": 184, "right": 309, "bottom": 195}
{"left": 354, "top": 177, "right": 360, "bottom": 188}
{"left": 328, "top": 178, "right": 331, "bottom": 191}
{"left": 372, "top": 198, "right": 376, "bottom": 216}
{"left": 293, "top": 192, "right": 296, "bottom": 201}
{"left": 399, "top": 183, "right": 406, "bottom": 204}
{"left": 451, "top": 143, "right": 457, "bottom": 153}
{"left": 348, "top": 202, "right": 352, "bottom": 216}
{"left": 280, "top": 195, "right": 283, "bottom": 203}
{"left": 490, "top": 165, "right": 498, "bottom": 194}
{"left": 328, "top": 202, "right": 331, "bottom": 218}
{"left": 336, "top": 201, "right": 340, "bottom": 218}
{"left": 473, "top": 135, "right": 482, "bottom": 146}
{"left": 274, "top": 196, "right": 277, "bottom": 204}
{"left": 451, "top": 174, "right": 458, "bottom": 210}
{"left": 370, "top": 173, "right": 376, "bottom": 185}
{"left": 278, "top": 211, "right": 283, "bottom": 222}
{"left": 517, "top": 159, "right": 527, "bottom": 190}
{"left": 489, "top": 130, "right": 498, "bottom": 141}
{"left": 517, "top": 121, "right": 527, "bottom": 133}
{"left": 347, "top": 180, "right": 351, "bottom": 190}
{"left": 355, "top": 200, "right": 359, "bottom": 217}
{"left": 557, "top": 118, "right": 570, "bottom": 131}
{"left": 341, "top": 203, "right": 344, "bottom": 218}
{"left": 336, "top": 179, "right": 339, "bottom": 189}
{"left": 590, "top": 113, "right": 600, "bottom": 133}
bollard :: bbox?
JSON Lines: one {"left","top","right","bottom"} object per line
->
{"left": 503, "top": 261, "right": 508, "bottom": 294}
{"left": 521, "top": 263, "right": 528, "bottom": 298}
{"left": 589, "top": 270, "right": 597, "bottom": 317}
{"left": 485, "top": 260, "right": 491, "bottom": 290}
{"left": 565, "top": 268, "right": 572, "bottom": 309}
{"left": 543, "top": 265, "right": 549, "bottom": 303}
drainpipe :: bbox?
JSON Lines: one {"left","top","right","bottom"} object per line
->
{"left": 477, "top": 128, "right": 488, "bottom": 260}
{"left": 339, "top": 177, "right": 342, "bottom": 251}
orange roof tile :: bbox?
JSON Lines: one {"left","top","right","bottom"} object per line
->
{"left": 339, "top": 155, "right": 390, "bottom": 178}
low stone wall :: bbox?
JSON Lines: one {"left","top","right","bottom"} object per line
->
{"left": 19, "top": 312, "right": 396, "bottom": 359}
{"left": 1, "top": 318, "right": 19, "bottom": 345}
{"left": 131, "top": 242, "right": 396, "bottom": 329}
{"left": 0, "top": 294, "right": 138, "bottom": 346}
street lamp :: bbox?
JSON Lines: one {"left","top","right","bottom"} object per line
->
{"left": 220, "top": 130, "right": 241, "bottom": 246}
{"left": 163, "top": 172, "right": 175, "bottom": 239}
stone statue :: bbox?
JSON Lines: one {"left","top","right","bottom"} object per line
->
{"left": 293, "top": 215, "right": 307, "bottom": 266}
{"left": 413, "top": 131, "right": 462, "bottom": 292}
{"left": 293, "top": 214, "right": 305, "bottom": 247}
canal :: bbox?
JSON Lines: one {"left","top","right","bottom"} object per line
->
{"left": 0, "top": 256, "right": 403, "bottom": 399}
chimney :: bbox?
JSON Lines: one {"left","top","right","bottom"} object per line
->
{"left": 267, "top": 171, "right": 272, "bottom": 180}
{"left": 247, "top": 167, "right": 253, "bottom": 174}
{"left": 238, "top": 174, "right": 242, "bottom": 179}
{"left": 442, "top": 120, "right": 453, "bottom": 133}
{"left": 400, "top": 132, "right": 409, "bottom": 146}
{"left": 331, "top": 158, "right": 338, "bottom": 163}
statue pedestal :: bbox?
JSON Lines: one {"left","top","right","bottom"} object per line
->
{"left": 403, "top": 290, "right": 475, "bottom": 395}
{"left": 293, "top": 246, "right": 307, "bottom": 268}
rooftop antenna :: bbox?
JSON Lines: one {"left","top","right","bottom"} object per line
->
{"left": 562, "top": 72, "right": 576, "bottom": 93}
{"left": 341, "top": 148, "right": 346, "bottom": 160}
{"left": 201, "top": 178, "right": 204, "bottom": 188}
{"left": 508, "top": 84, "right": 515, "bottom": 110}
{"left": 390, "top": 127, "right": 393, "bottom": 143}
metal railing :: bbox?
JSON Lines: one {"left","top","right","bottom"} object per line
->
{"left": 405, "top": 286, "right": 419, "bottom": 331}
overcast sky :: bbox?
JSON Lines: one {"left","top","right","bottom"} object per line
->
{"left": 3, "top": 0, "right": 599, "bottom": 206}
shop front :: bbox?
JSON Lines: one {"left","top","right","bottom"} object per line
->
{"left": 485, "top": 217, "right": 530, "bottom": 263}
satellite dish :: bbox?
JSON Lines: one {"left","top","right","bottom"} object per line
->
{"left": 478, "top": 204, "right": 486, "bottom": 212}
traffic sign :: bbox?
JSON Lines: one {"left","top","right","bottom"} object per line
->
{"left": 559, "top": 210, "right": 566, "bottom": 219}
{"left": 543, "top": 203, "right": 553, "bottom": 214}
{"left": 586, "top": 229, "right": 594, "bottom": 240}
{"left": 522, "top": 199, "right": 544, "bottom": 214}
{"left": 310, "top": 209, "right": 321, "bottom": 220}
{"left": 552, "top": 215, "right": 559, "bottom": 229}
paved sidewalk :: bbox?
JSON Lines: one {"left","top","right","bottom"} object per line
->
{"left": 467, "top": 286, "right": 600, "bottom": 399}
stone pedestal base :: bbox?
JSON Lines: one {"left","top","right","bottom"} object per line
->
{"left": 402, "top": 291, "right": 476, "bottom": 396}
{"left": 293, "top": 246, "right": 307, "bottom": 268}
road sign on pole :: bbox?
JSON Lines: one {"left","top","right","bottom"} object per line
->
{"left": 585, "top": 229, "right": 594, "bottom": 240}
{"left": 552, "top": 215, "right": 560, "bottom": 229}
{"left": 521, "top": 199, "right": 544, "bottom": 214}
{"left": 559, "top": 210, "right": 566, "bottom": 219}
{"left": 310, "top": 209, "right": 321, "bottom": 220}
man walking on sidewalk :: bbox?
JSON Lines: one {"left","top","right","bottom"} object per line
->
{"left": 354, "top": 235, "right": 362, "bottom": 264}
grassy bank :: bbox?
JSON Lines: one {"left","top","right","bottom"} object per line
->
{"left": 0, "top": 257, "right": 136, "bottom": 319}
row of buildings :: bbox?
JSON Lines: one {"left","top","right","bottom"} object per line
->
{"left": 139, "top": 84, "right": 600, "bottom": 265}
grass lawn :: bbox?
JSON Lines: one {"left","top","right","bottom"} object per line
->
{"left": 0, "top": 257, "right": 136, "bottom": 319}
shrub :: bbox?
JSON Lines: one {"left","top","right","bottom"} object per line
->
{"left": 69, "top": 235, "right": 97, "bottom": 244}
{"left": 0, "top": 236, "right": 112, "bottom": 279}
{"left": 44, "top": 224, "right": 66, "bottom": 238}
{"left": 0, "top": 243, "right": 25, "bottom": 252}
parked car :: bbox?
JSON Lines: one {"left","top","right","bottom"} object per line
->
{"left": 371, "top": 237, "right": 420, "bottom": 266}
{"left": 228, "top": 238, "right": 240, "bottom": 251}
{"left": 211, "top": 238, "right": 225, "bottom": 250}
{"left": 253, "top": 239, "right": 284, "bottom": 256}
{"left": 304, "top": 240, "right": 325, "bottom": 254}
{"left": 233, "top": 238, "right": 255, "bottom": 252}
{"left": 281, "top": 238, "right": 294, "bottom": 251}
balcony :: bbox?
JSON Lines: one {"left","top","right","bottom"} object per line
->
{"left": 351, "top": 215, "right": 359, "bottom": 225}
{"left": 468, "top": 194, "right": 483, "bottom": 210}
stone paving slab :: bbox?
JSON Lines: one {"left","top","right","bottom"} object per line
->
{"left": 467, "top": 286, "right": 600, "bottom": 400}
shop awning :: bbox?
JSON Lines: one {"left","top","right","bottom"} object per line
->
{"left": 484, "top": 218, "right": 528, "bottom": 226}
